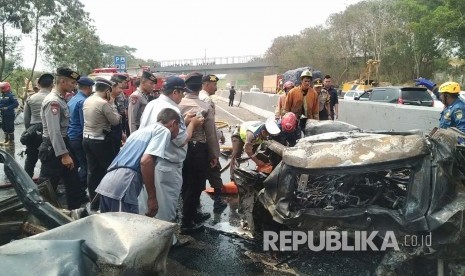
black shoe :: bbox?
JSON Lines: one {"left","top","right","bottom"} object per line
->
{"left": 180, "top": 221, "right": 204, "bottom": 234}
{"left": 193, "top": 212, "right": 211, "bottom": 224}
{"left": 213, "top": 198, "right": 227, "bottom": 211}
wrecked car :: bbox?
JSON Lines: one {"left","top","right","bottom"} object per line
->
{"left": 0, "top": 150, "right": 176, "bottom": 275}
{"left": 235, "top": 120, "right": 465, "bottom": 274}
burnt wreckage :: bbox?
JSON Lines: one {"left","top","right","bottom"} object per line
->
{"left": 234, "top": 120, "right": 465, "bottom": 273}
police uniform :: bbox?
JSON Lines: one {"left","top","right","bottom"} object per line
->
{"left": 138, "top": 76, "right": 189, "bottom": 223}
{"left": 111, "top": 93, "right": 126, "bottom": 154}
{"left": 82, "top": 78, "right": 121, "bottom": 210}
{"left": 314, "top": 78, "right": 331, "bottom": 120}
{"left": 68, "top": 77, "right": 94, "bottom": 187}
{"left": 0, "top": 87, "right": 19, "bottom": 145}
{"left": 38, "top": 67, "right": 87, "bottom": 209}
{"left": 230, "top": 121, "right": 266, "bottom": 178}
{"left": 199, "top": 74, "right": 227, "bottom": 209}
{"left": 439, "top": 98, "right": 465, "bottom": 132}
{"left": 22, "top": 73, "right": 52, "bottom": 177}
{"left": 128, "top": 71, "right": 157, "bottom": 134}
{"left": 179, "top": 73, "right": 220, "bottom": 228}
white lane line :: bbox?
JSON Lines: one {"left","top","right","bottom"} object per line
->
{"left": 216, "top": 103, "right": 244, "bottom": 123}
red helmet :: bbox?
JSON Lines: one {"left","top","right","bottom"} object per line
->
{"left": 0, "top": 82, "right": 11, "bottom": 93}
{"left": 281, "top": 112, "right": 297, "bottom": 133}
{"left": 283, "top": 81, "right": 294, "bottom": 89}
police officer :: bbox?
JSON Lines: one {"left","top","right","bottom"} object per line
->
{"left": 82, "top": 77, "right": 121, "bottom": 210}
{"left": 110, "top": 75, "right": 126, "bottom": 154}
{"left": 22, "top": 73, "right": 53, "bottom": 177}
{"left": 314, "top": 78, "right": 331, "bottom": 120}
{"left": 199, "top": 74, "right": 227, "bottom": 210}
{"left": 179, "top": 72, "right": 220, "bottom": 233}
{"left": 68, "top": 76, "right": 95, "bottom": 188}
{"left": 230, "top": 118, "right": 281, "bottom": 179}
{"left": 128, "top": 71, "right": 157, "bottom": 134}
{"left": 39, "top": 67, "right": 87, "bottom": 209}
{"left": 114, "top": 74, "right": 129, "bottom": 137}
{"left": 438, "top": 81, "right": 465, "bottom": 132}
{"left": 0, "top": 81, "right": 19, "bottom": 146}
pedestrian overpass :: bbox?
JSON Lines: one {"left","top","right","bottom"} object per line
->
{"left": 152, "top": 55, "right": 277, "bottom": 75}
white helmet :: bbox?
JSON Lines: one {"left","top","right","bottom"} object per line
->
{"left": 300, "top": 70, "right": 313, "bottom": 79}
{"left": 265, "top": 117, "right": 281, "bottom": 136}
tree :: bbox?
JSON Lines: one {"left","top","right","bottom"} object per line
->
{"left": 42, "top": 0, "right": 102, "bottom": 74}
{"left": 0, "top": 0, "right": 33, "bottom": 80}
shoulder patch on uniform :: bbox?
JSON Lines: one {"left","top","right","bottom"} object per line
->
{"left": 456, "top": 110, "right": 463, "bottom": 120}
{"left": 50, "top": 102, "right": 60, "bottom": 115}
{"left": 131, "top": 96, "right": 138, "bottom": 104}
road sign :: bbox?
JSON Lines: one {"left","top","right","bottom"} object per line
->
{"left": 114, "top": 56, "right": 127, "bottom": 72}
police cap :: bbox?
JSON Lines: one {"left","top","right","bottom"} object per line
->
{"left": 185, "top": 72, "right": 203, "bottom": 92}
{"left": 77, "top": 76, "right": 95, "bottom": 87}
{"left": 56, "top": 67, "right": 80, "bottom": 81}
{"left": 313, "top": 78, "right": 323, "bottom": 87}
{"left": 202, "top": 74, "right": 219, "bottom": 83}
{"left": 164, "top": 76, "right": 188, "bottom": 91}
{"left": 142, "top": 71, "right": 157, "bottom": 83}
{"left": 38, "top": 73, "right": 54, "bottom": 86}
{"left": 94, "top": 77, "right": 114, "bottom": 91}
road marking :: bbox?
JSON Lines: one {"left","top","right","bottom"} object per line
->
{"left": 216, "top": 104, "right": 244, "bottom": 123}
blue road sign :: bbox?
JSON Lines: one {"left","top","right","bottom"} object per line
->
{"left": 114, "top": 56, "right": 127, "bottom": 72}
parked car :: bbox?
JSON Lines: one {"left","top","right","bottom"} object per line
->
{"left": 343, "top": 90, "right": 364, "bottom": 100}
{"left": 355, "top": 86, "right": 434, "bottom": 107}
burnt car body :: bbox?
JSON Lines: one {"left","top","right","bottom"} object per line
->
{"left": 0, "top": 150, "right": 176, "bottom": 275}
{"left": 243, "top": 120, "right": 465, "bottom": 273}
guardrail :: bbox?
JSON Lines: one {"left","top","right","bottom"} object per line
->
{"left": 214, "top": 90, "right": 442, "bottom": 132}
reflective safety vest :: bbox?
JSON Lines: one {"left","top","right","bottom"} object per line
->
{"left": 239, "top": 121, "right": 265, "bottom": 145}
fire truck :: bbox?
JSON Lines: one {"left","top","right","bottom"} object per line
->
{"left": 89, "top": 67, "right": 182, "bottom": 96}
{"left": 88, "top": 68, "right": 138, "bottom": 96}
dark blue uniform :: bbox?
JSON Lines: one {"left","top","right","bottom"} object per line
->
{"left": 0, "top": 91, "right": 19, "bottom": 134}
{"left": 439, "top": 98, "right": 465, "bottom": 132}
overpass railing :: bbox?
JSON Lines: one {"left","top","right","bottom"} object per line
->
{"left": 158, "top": 55, "right": 264, "bottom": 67}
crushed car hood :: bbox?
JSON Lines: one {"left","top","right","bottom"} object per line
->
{"left": 283, "top": 132, "right": 429, "bottom": 169}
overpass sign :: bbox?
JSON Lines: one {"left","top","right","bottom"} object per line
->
{"left": 114, "top": 56, "right": 126, "bottom": 72}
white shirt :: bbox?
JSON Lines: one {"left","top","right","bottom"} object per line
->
{"left": 139, "top": 94, "right": 187, "bottom": 164}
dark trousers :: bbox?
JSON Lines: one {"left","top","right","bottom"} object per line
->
{"left": 38, "top": 138, "right": 88, "bottom": 209}
{"left": 69, "top": 139, "right": 87, "bottom": 184}
{"left": 2, "top": 115, "right": 14, "bottom": 133}
{"left": 182, "top": 142, "right": 208, "bottom": 222}
{"left": 83, "top": 138, "right": 115, "bottom": 210}
{"left": 24, "top": 146, "right": 39, "bottom": 177}
{"left": 207, "top": 164, "right": 223, "bottom": 190}
{"left": 111, "top": 124, "right": 123, "bottom": 155}
{"left": 229, "top": 98, "right": 234, "bottom": 106}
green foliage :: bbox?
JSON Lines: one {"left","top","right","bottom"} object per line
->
{"left": 41, "top": 0, "right": 102, "bottom": 74}
{"left": 0, "top": 0, "right": 34, "bottom": 80}
{"left": 265, "top": 0, "right": 462, "bottom": 85}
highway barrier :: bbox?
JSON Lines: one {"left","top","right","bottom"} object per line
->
{"left": 214, "top": 90, "right": 442, "bottom": 132}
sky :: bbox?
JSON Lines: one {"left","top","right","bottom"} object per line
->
{"left": 21, "top": 0, "right": 361, "bottom": 70}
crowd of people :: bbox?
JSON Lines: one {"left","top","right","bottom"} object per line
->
{"left": 8, "top": 68, "right": 232, "bottom": 248}
{"left": 0, "top": 66, "right": 463, "bottom": 250}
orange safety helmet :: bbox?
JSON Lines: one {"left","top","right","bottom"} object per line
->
{"left": 0, "top": 82, "right": 11, "bottom": 93}
{"left": 281, "top": 112, "right": 298, "bottom": 133}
